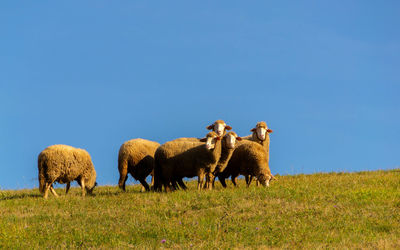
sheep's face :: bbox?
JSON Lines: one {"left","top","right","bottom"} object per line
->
{"left": 85, "top": 169, "right": 97, "bottom": 194}
{"left": 258, "top": 174, "right": 271, "bottom": 187}
{"left": 207, "top": 120, "right": 232, "bottom": 137}
{"left": 251, "top": 121, "right": 272, "bottom": 141}
{"left": 86, "top": 182, "right": 97, "bottom": 194}
{"left": 256, "top": 127, "right": 267, "bottom": 140}
{"left": 201, "top": 132, "right": 221, "bottom": 150}
{"left": 224, "top": 132, "right": 242, "bottom": 149}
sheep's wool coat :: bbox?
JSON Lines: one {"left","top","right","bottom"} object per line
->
{"left": 118, "top": 139, "right": 160, "bottom": 187}
{"left": 38, "top": 145, "right": 96, "bottom": 193}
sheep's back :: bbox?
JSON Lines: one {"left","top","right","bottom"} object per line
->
{"left": 39, "top": 145, "right": 94, "bottom": 182}
{"left": 119, "top": 139, "right": 160, "bottom": 161}
{"left": 157, "top": 140, "right": 203, "bottom": 159}
{"left": 228, "top": 141, "right": 267, "bottom": 175}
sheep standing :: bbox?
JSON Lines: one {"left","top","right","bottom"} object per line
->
{"left": 243, "top": 121, "right": 274, "bottom": 185}
{"left": 118, "top": 139, "right": 160, "bottom": 191}
{"left": 166, "top": 119, "right": 232, "bottom": 189}
{"left": 38, "top": 145, "right": 97, "bottom": 199}
{"left": 217, "top": 140, "right": 273, "bottom": 188}
{"left": 154, "top": 131, "right": 222, "bottom": 192}
{"left": 243, "top": 121, "right": 273, "bottom": 161}
{"left": 207, "top": 131, "right": 242, "bottom": 190}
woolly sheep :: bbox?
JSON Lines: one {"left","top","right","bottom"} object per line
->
{"left": 243, "top": 121, "right": 273, "bottom": 161}
{"left": 153, "top": 131, "right": 222, "bottom": 192}
{"left": 207, "top": 131, "right": 242, "bottom": 190}
{"left": 38, "top": 144, "right": 97, "bottom": 199}
{"left": 217, "top": 140, "right": 273, "bottom": 188}
{"left": 118, "top": 138, "right": 160, "bottom": 191}
{"left": 168, "top": 119, "right": 232, "bottom": 189}
{"left": 242, "top": 121, "right": 274, "bottom": 185}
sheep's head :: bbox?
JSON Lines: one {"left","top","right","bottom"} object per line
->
{"left": 223, "top": 132, "right": 242, "bottom": 149}
{"left": 257, "top": 174, "right": 272, "bottom": 187}
{"left": 206, "top": 120, "right": 232, "bottom": 137}
{"left": 85, "top": 168, "right": 97, "bottom": 195}
{"left": 251, "top": 121, "right": 273, "bottom": 141}
{"left": 200, "top": 131, "right": 221, "bottom": 150}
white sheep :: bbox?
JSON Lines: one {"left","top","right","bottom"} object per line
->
{"left": 118, "top": 139, "right": 160, "bottom": 191}
{"left": 153, "top": 132, "right": 222, "bottom": 192}
{"left": 38, "top": 145, "right": 97, "bottom": 198}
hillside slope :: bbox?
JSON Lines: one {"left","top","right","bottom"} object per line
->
{"left": 1, "top": 169, "right": 399, "bottom": 248}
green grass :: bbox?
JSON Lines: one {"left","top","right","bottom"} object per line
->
{"left": 1, "top": 169, "right": 399, "bottom": 249}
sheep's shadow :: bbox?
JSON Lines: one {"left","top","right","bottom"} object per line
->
{"left": 0, "top": 193, "right": 42, "bottom": 201}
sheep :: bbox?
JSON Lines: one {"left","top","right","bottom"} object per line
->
{"left": 242, "top": 121, "right": 274, "bottom": 185}
{"left": 153, "top": 131, "right": 222, "bottom": 192}
{"left": 243, "top": 121, "right": 273, "bottom": 161}
{"left": 217, "top": 140, "right": 273, "bottom": 188}
{"left": 166, "top": 119, "right": 232, "bottom": 189}
{"left": 206, "top": 131, "right": 242, "bottom": 190}
{"left": 118, "top": 139, "right": 160, "bottom": 191}
{"left": 38, "top": 144, "right": 97, "bottom": 199}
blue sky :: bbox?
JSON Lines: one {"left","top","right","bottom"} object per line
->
{"left": 1, "top": 1, "right": 399, "bottom": 190}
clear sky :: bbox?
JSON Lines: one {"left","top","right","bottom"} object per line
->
{"left": 1, "top": 1, "right": 399, "bottom": 190}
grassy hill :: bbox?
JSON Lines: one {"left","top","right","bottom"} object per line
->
{"left": 1, "top": 169, "right": 399, "bottom": 249}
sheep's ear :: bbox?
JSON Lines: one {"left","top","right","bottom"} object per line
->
{"left": 199, "top": 137, "right": 207, "bottom": 142}
{"left": 267, "top": 129, "right": 273, "bottom": 133}
{"left": 236, "top": 136, "right": 242, "bottom": 141}
{"left": 250, "top": 128, "right": 256, "bottom": 132}
{"left": 225, "top": 125, "right": 232, "bottom": 130}
{"left": 206, "top": 125, "right": 214, "bottom": 130}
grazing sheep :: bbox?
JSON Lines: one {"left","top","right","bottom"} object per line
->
{"left": 38, "top": 145, "right": 97, "bottom": 199}
{"left": 217, "top": 140, "right": 273, "bottom": 188}
{"left": 118, "top": 139, "right": 160, "bottom": 191}
{"left": 154, "top": 131, "right": 222, "bottom": 192}
{"left": 207, "top": 131, "right": 242, "bottom": 190}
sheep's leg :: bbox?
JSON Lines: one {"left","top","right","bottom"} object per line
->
{"left": 231, "top": 176, "right": 238, "bottom": 187}
{"left": 205, "top": 173, "right": 214, "bottom": 190}
{"left": 43, "top": 182, "right": 52, "bottom": 199}
{"left": 202, "top": 177, "right": 209, "bottom": 190}
{"left": 150, "top": 174, "right": 154, "bottom": 190}
{"left": 50, "top": 185, "right": 59, "bottom": 197}
{"left": 80, "top": 179, "right": 86, "bottom": 197}
{"left": 139, "top": 179, "right": 150, "bottom": 192}
{"left": 163, "top": 178, "right": 171, "bottom": 192}
{"left": 245, "top": 175, "right": 250, "bottom": 186}
{"left": 119, "top": 176, "right": 128, "bottom": 192}
{"left": 177, "top": 179, "right": 187, "bottom": 190}
{"left": 118, "top": 161, "right": 128, "bottom": 191}
{"left": 197, "top": 173, "right": 205, "bottom": 191}
{"left": 170, "top": 179, "right": 179, "bottom": 190}
{"left": 256, "top": 179, "right": 260, "bottom": 187}
{"left": 65, "top": 182, "right": 71, "bottom": 194}
{"left": 246, "top": 176, "right": 254, "bottom": 187}
{"left": 164, "top": 183, "right": 171, "bottom": 192}
{"left": 219, "top": 176, "right": 227, "bottom": 188}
